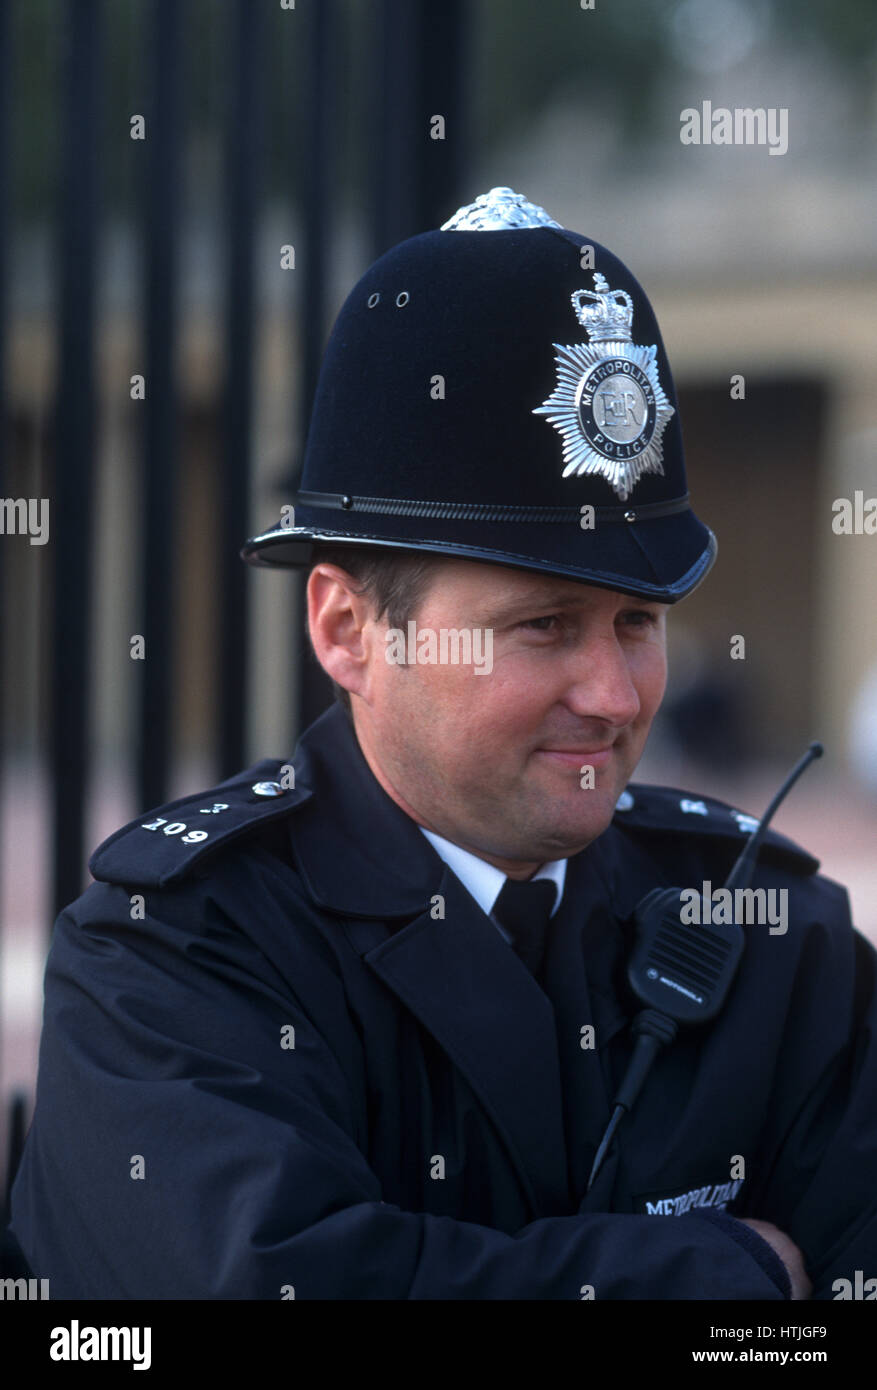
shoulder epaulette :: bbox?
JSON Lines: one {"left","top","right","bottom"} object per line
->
{"left": 89, "top": 758, "right": 311, "bottom": 889}
{"left": 613, "top": 783, "right": 820, "bottom": 876}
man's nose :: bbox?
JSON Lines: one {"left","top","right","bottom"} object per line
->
{"left": 562, "top": 632, "right": 642, "bottom": 727}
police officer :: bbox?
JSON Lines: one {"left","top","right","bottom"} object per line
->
{"left": 9, "top": 189, "right": 877, "bottom": 1300}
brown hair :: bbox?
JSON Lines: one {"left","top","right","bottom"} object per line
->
{"left": 306, "top": 545, "right": 443, "bottom": 713}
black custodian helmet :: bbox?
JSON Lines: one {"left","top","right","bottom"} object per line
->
{"left": 241, "top": 187, "right": 716, "bottom": 602}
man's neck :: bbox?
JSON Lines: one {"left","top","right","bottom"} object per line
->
{"left": 351, "top": 705, "right": 546, "bottom": 878}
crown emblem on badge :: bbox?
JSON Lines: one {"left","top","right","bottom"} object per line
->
{"left": 571, "top": 280, "right": 634, "bottom": 341}
{"left": 533, "top": 273, "right": 674, "bottom": 501}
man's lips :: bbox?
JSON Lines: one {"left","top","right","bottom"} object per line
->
{"left": 535, "top": 746, "right": 616, "bottom": 768}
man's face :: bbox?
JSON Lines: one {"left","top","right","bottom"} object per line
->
{"left": 348, "top": 558, "right": 668, "bottom": 874}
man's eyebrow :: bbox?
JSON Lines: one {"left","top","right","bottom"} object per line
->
{"left": 475, "top": 589, "right": 601, "bottom": 618}
{"left": 472, "top": 589, "right": 667, "bottom": 621}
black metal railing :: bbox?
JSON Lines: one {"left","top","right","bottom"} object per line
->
{"left": 1, "top": 0, "right": 470, "bottom": 1200}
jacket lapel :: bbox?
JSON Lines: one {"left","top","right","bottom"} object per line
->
{"left": 544, "top": 845, "right": 635, "bottom": 1206}
{"left": 364, "top": 865, "right": 572, "bottom": 1216}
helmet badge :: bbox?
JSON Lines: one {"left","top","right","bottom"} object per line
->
{"left": 533, "top": 273, "right": 674, "bottom": 501}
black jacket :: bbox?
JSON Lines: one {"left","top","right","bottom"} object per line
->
{"left": 10, "top": 703, "right": 877, "bottom": 1298}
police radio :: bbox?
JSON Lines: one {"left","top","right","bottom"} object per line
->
{"left": 586, "top": 740, "right": 824, "bottom": 1193}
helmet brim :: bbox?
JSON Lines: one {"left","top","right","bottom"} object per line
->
{"left": 241, "top": 507, "right": 717, "bottom": 604}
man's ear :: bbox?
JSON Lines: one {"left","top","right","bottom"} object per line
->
{"left": 306, "top": 564, "right": 375, "bottom": 703}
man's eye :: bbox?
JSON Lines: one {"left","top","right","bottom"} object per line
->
{"left": 520, "top": 615, "right": 559, "bottom": 631}
{"left": 620, "top": 609, "right": 659, "bottom": 627}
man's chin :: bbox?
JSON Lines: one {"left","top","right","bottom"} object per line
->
{"left": 530, "top": 760, "right": 628, "bottom": 807}
{"left": 505, "top": 795, "right": 622, "bottom": 860}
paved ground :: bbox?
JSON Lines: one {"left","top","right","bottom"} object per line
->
{"left": 3, "top": 754, "right": 876, "bottom": 1166}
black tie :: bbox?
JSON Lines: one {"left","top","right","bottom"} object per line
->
{"left": 492, "top": 878, "right": 557, "bottom": 980}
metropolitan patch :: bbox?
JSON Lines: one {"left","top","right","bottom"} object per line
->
{"left": 634, "top": 1176, "right": 745, "bottom": 1217}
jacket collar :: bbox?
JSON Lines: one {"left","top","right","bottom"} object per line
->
{"left": 287, "top": 702, "right": 445, "bottom": 918}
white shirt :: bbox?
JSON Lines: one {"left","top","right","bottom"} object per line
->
{"left": 419, "top": 826, "right": 567, "bottom": 946}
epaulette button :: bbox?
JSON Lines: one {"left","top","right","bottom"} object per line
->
{"left": 252, "top": 781, "right": 285, "bottom": 798}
